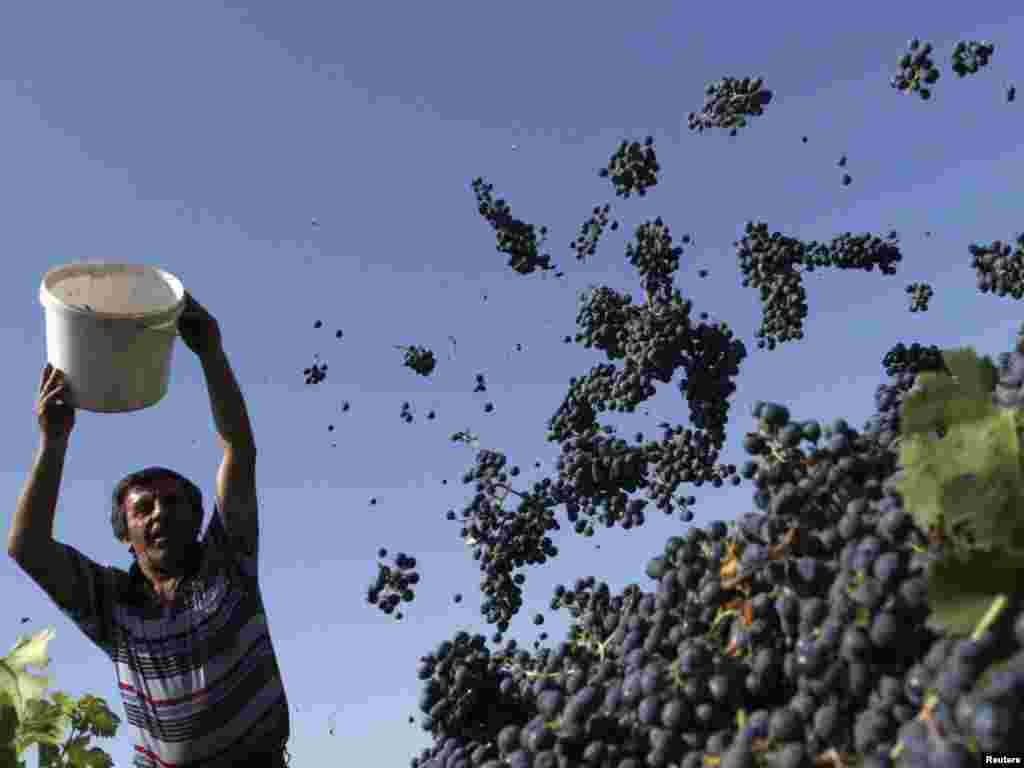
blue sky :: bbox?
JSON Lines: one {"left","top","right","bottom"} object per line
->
{"left": 3, "top": 2, "right": 1024, "bottom": 765}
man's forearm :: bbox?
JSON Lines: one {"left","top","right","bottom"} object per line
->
{"left": 8, "top": 437, "right": 69, "bottom": 556}
{"left": 199, "top": 345, "right": 256, "bottom": 453}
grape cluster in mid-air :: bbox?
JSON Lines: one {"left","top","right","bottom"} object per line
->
{"left": 570, "top": 204, "right": 618, "bottom": 261}
{"left": 597, "top": 137, "right": 660, "bottom": 198}
{"left": 735, "top": 222, "right": 902, "bottom": 350}
{"left": 687, "top": 76, "right": 773, "bottom": 136}
{"left": 891, "top": 39, "right": 940, "bottom": 100}
{"left": 905, "top": 282, "right": 934, "bottom": 312}
{"left": 568, "top": 283, "right": 746, "bottom": 448}
{"left": 396, "top": 345, "right": 437, "bottom": 377}
{"left": 951, "top": 39, "right": 995, "bottom": 78}
{"left": 471, "top": 177, "right": 555, "bottom": 275}
{"left": 448, "top": 446, "right": 561, "bottom": 633}
{"left": 366, "top": 549, "right": 420, "bottom": 621}
{"left": 969, "top": 234, "right": 1024, "bottom": 298}
{"left": 303, "top": 354, "right": 328, "bottom": 385}
{"left": 624, "top": 217, "right": 691, "bottom": 304}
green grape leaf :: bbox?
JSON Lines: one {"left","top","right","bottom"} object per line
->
{"left": 898, "top": 347, "right": 997, "bottom": 435}
{"left": 0, "top": 629, "right": 57, "bottom": 728}
{"left": 925, "top": 548, "right": 1024, "bottom": 635}
{"left": 893, "top": 346, "right": 1024, "bottom": 550}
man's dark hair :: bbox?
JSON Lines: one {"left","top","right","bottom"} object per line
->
{"left": 111, "top": 467, "right": 204, "bottom": 554}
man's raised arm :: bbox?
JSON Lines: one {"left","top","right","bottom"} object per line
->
{"left": 8, "top": 364, "right": 76, "bottom": 558}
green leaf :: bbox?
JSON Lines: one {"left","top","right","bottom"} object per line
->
{"left": 925, "top": 549, "right": 1024, "bottom": 634}
{"left": 897, "top": 347, "right": 997, "bottom": 435}
{"left": 893, "top": 346, "right": 1024, "bottom": 549}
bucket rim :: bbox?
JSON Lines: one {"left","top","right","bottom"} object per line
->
{"left": 39, "top": 261, "right": 185, "bottom": 326}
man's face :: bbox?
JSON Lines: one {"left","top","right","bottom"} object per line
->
{"left": 122, "top": 476, "right": 200, "bottom": 571}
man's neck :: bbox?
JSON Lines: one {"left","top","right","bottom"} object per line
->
{"left": 135, "top": 547, "right": 195, "bottom": 599}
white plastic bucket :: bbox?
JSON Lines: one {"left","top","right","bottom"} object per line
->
{"left": 39, "top": 261, "right": 186, "bottom": 413}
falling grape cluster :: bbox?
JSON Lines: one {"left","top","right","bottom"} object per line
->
{"left": 397, "top": 345, "right": 438, "bottom": 377}
{"left": 905, "top": 282, "right": 934, "bottom": 313}
{"left": 736, "top": 223, "right": 902, "bottom": 350}
{"left": 891, "top": 39, "right": 940, "bottom": 100}
{"left": 471, "top": 177, "right": 555, "bottom": 275}
{"left": 401, "top": 401, "right": 415, "bottom": 424}
{"left": 303, "top": 354, "right": 328, "bottom": 385}
{"left": 366, "top": 549, "right": 420, "bottom": 621}
{"left": 687, "top": 76, "right": 773, "bottom": 136}
{"left": 623, "top": 217, "right": 691, "bottom": 303}
{"left": 969, "top": 234, "right": 1024, "bottom": 298}
{"left": 569, "top": 284, "right": 745, "bottom": 449}
{"left": 951, "top": 40, "right": 994, "bottom": 78}
{"left": 449, "top": 446, "right": 561, "bottom": 634}
{"left": 597, "top": 138, "right": 660, "bottom": 199}
{"left": 570, "top": 204, "right": 619, "bottom": 261}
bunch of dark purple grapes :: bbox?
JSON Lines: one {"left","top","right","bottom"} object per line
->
{"left": 891, "top": 39, "right": 940, "bottom": 100}
{"left": 448, "top": 447, "right": 562, "bottom": 633}
{"left": 905, "top": 282, "right": 934, "bottom": 312}
{"left": 366, "top": 549, "right": 420, "bottom": 621}
{"left": 736, "top": 223, "right": 902, "bottom": 350}
{"left": 471, "top": 177, "right": 555, "bottom": 275}
{"left": 303, "top": 354, "right": 328, "bottom": 384}
{"left": 951, "top": 40, "right": 995, "bottom": 78}
{"left": 597, "top": 137, "right": 660, "bottom": 198}
{"left": 969, "top": 234, "right": 1024, "bottom": 299}
{"left": 687, "top": 76, "right": 773, "bottom": 136}
{"left": 624, "top": 217, "right": 690, "bottom": 304}
{"left": 570, "top": 204, "right": 618, "bottom": 262}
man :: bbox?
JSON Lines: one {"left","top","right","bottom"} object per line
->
{"left": 7, "top": 293, "right": 291, "bottom": 767}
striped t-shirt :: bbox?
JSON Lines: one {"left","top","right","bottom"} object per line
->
{"left": 43, "top": 504, "right": 290, "bottom": 767}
